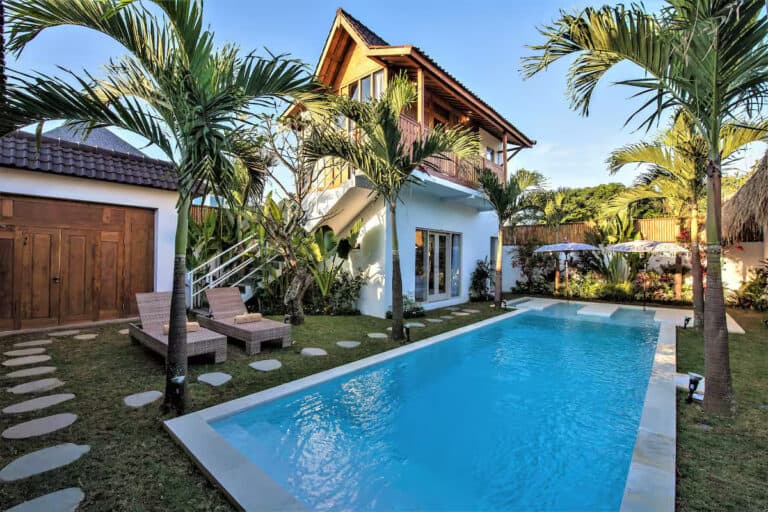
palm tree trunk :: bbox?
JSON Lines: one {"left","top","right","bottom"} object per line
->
{"left": 164, "top": 195, "right": 190, "bottom": 415}
{"left": 285, "top": 266, "right": 310, "bottom": 325}
{"left": 389, "top": 201, "right": 404, "bottom": 342}
{"left": 690, "top": 205, "right": 704, "bottom": 327}
{"left": 494, "top": 226, "right": 503, "bottom": 306}
{"left": 703, "top": 157, "right": 733, "bottom": 416}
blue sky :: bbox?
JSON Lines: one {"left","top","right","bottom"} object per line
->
{"left": 10, "top": 0, "right": 763, "bottom": 187}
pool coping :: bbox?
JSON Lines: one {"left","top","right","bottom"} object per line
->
{"left": 165, "top": 300, "right": 680, "bottom": 511}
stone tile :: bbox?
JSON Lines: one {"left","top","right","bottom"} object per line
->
{"left": 451, "top": 311, "right": 470, "bottom": 316}
{"left": 73, "top": 334, "right": 98, "bottom": 341}
{"left": 300, "top": 347, "right": 327, "bottom": 357}
{"left": 6, "top": 487, "right": 84, "bottom": 512}
{"left": 118, "top": 328, "right": 129, "bottom": 335}
{"left": 4, "top": 348, "right": 46, "bottom": 357}
{"left": 404, "top": 322, "right": 425, "bottom": 328}
{"left": 439, "top": 315, "right": 454, "bottom": 320}
{"left": 198, "top": 372, "right": 232, "bottom": 387}
{"left": 0, "top": 444, "right": 90, "bottom": 482}
{"left": 13, "top": 339, "right": 52, "bottom": 348}
{"left": 367, "top": 332, "right": 387, "bottom": 339}
{"left": 124, "top": 390, "right": 162, "bottom": 408}
{"left": 3, "top": 413, "right": 78, "bottom": 439}
{"left": 3, "top": 367, "right": 57, "bottom": 379}
{"left": 48, "top": 330, "right": 80, "bottom": 337}
{"left": 3, "top": 394, "right": 75, "bottom": 414}
{"left": 462, "top": 309, "right": 480, "bottom": 313}
{"left": 2, "top": 355, "right": 52, "bottom": 367}
{"left": 425, "top": 318, "right": 443, "bottom": 323}
{"left": 249, "top": 359, "right": 282, "bottom": 372}
{"left": 446, "top": 307, "right": 460, "bottom": 311}
{"left": 336, "top": 341, "right": 360, "bottom": 349}
{"left": 7, "top": 378, "right": 65, "bottom": 395}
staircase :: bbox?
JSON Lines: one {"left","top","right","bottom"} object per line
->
{"left": 185, "top": 235, "right": 278, "bottom": 310}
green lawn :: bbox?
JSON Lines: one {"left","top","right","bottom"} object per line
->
{"left": 0, "top": 303, "right": 503, "bottom": 510}
{"left": 676, "top": 308, "right": 768, "bottom": 511}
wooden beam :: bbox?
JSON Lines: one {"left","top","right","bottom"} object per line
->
{"left": 502, "top": 133, "right": 508, "bottom": 183}
{"left": 416, "top": 67, "right": 425, "bottom": 126}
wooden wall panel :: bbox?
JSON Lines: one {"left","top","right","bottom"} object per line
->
{"left": 124, "top": 209, "right": 155, "bottom": 315}
{"left": 20, "top": 228, "right": 60, "bottom": 328}
{"left": 0, "top": 232, "right": 15, "bottom": 329}
{"left": 98, "top": 231, "right": 123, "bottom": 319}
{"left": 59, "top": 230, "right": 95, "bottom": 323}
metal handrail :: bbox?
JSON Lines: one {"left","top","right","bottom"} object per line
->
{"left": 188, "top": 234, "right": 257, "bottom": 276}
{"left": 190, "top": 240, "right": 262, "bottom": 287}
{"left": 191, "top": 255, "right": 257, "bottom": 300}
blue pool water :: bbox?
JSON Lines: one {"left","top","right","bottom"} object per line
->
{"left": 212, "top": 304, "right": 659, "bottom": 511}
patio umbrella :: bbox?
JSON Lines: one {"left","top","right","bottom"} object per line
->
{"left": 607, "top": 240, "right": 689, "bottom": 308}
{"left": 534, "top": 242, "right": 600, "bottom": 295}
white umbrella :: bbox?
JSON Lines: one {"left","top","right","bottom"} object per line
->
{"left": 534, "top": 242, "right": 600, "bottom": 294}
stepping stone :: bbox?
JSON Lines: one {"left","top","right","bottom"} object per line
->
{"left": 367, "top": 332, "right": 387, "bottom": 339}
{"left": 336, "top": 341, "right": 360, "bottom": 349}
{"left": 696, "top": 423, "right": 713, "bottom": 431}
{"left": 452, "top": 312, "right": 470, "bottom": 316}
{"left": 462, "top": 309, "right": 480, "bottom": 313}
{"left": 386, "top": 327, "right": 392, "bottom": 331}
{"left": 6, "top": 487, "right": 84, "bottom": 512}
{"left": 48, "top": 330, "right": 80, "bottom": 337}
{"left": 3, "top": 355, "right": 52, "bottom": 367}
{"left": 0, "top": 443, "right": 90, "bottom": 482}
{"left": 3, "top": 366, "right": 56, "bottom": 379}
{"left": 405, "top": 322, "right": 425, "bottom": 328}
{"left": 13, "top": 339, "right": 52, "bottom": 348}
{"left": 197, "top": 372, "right": 231, "bottom": 387}
{"left": 440, "top": 315, "right": 454, "bottom": 320}
{"left": 2, "top": 413, "right": 78, "bottom": 439}
{"left": 8, "top": 378, "right": 65, "bottom": 395}
{"left": 249, "top": 359, "right": 282, "bottom": 372}
{"left": 425, "top": 318, "right": 443, "bottom": 323}
{"left": 3, "top": 394, "right": 75, "bottom": 414}
{"left": 73, "top": 333, "right": 98, "bottom": 341}
{"left": 118, "top": 328, "right": 129, "bottom": 335}
{"left": 301, "top": 347, "right": 327, "bottom": 357}
{"left": 446, "top": 307, "right": 460, "bottom": 311}
{"left": 4, "top": 348, "right": 46, "bottom": 357}
{"left": 124, "top": 390, "right": 162, "bottom": 408}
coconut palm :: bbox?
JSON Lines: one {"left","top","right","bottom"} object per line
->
{"left": 304, "top": 74, "right": 478, "bottom": 341}
{"left": 5, "top": 0, "right": 316, "bottom": 414}
{"left": 606, "top": 113, "right": 768, "bottom": 327}
{"left": 479, "top": 168, "right": 545, "bottom": 306}
{"left": 523, "top": 0, "right": 768, "bottom": 415}
{"left": 540, "top": 188, "right": 570, "bottom": 292}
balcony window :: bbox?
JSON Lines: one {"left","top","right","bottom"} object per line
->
{"left": 372, "top": 70, "right": 385, "bottom": 99}
{"left": 485, "top": 147, "right": 495, "bottom": 161}
{"left": 361, "top": 75, "right": 372, "bottom": 103}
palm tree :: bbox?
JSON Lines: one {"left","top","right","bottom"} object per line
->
{"left": 6, "top": 0, "right": 316, "bottom": 414}
{"left": 305, "top": 74, "right": 478, "bottom": 341}
{"left": 539, "top": 187, "right": 569, "bottom": 292}
{"left": 479, "top": 168, "right": 545, "bottom": 306}
{"left": 606, "top": 113, "right": 767, "bottom": 327}
{"left": 523, "top": 0, "right": 768, "bottom": 415}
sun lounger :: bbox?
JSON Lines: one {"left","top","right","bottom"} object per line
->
{"left": 197, "top": 288, "right": 291, "bottom": 355}
{"left": 129, "top": 292, "right": 227, "bottom": 363}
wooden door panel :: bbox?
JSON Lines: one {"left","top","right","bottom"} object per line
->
{"left": 60, "top": 229, "right": 95, "bottom": 324}
{"left": 19, "top": 228, "right": 60, "bottom": 328}
{"left": 98, "top": 231, "right": 123, "bottom": 319}
{"left": 0, "top": 231, "right": 15, "bottom": 330}
{"left": 124, "top": 209, "right": 155, "bottom": 315}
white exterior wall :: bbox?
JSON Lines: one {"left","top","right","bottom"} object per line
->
{"left": 0, "top": 168, "right": 178, "bottom": 292}
{"left": 348, "top": 198, "right": 388, "bottom": 317}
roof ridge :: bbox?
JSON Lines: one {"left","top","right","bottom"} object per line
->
{"left": 336, "top": 8, "right": 389, "bottom": 47}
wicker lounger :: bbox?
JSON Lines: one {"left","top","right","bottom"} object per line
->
{"left": 129, "top": 292, "right": 227, "bottom": 363}
{"left": 197, "top": 287, "right": 291, "bottom": 355}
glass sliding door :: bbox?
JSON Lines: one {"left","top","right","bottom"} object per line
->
{"left": 415, "top": 229, "right": 461, "bottom": 302}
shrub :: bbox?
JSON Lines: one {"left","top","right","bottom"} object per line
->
{"left": 470, "top": 258, "right": 492, "bottom": 301}
{"left": 728, "top": 259, "right": 768, "bottom": 310}
{"left": 386, "top": 296, "right": 425, "bottom": 319}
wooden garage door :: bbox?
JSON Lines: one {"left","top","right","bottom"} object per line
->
{"left": 0, "top": 195, "right": 155, "bottom": 330}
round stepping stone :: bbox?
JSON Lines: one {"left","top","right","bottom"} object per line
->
{"left": 425, "top": 318, "right": 443, "bottom": 323}
{"left": 4, "top": 348, "right": 46, "bottom": 357}
{"left": 3, "top": 355, "right": 52, "bottom": 367}
{"left": 2, "top": 413, "right": 78, "bottom": 439}
{"left": 249, "top": 359, "right": 282, "bottom": 372}
{"left": 301, "top": 347, "right": 328, "bottom": 357}
{"left": 405, "top": 322, "right": 425, "bottom": 328}
{"left": 452, "top": 311, "right": 470, "bottom": 316}
{"left": 124, "top": 390, "right": 162, "bottom": 408}
{"left": 73, "top": 333, "right": 98, "bottom": 341}
{"left": 198, "top": 372, "right": 231, "bottom": 387}
{"left": 440, "top": 315, "right": 454, "bottom": 320}
{"left": 367, "top": 332, "right": 387, "bottom": 339}
{"left": 446, "top": 307, "right": 460, "bottom": 311}
{"left": 8, "top": 378, "right": 65, "bottom": 395}
{"left": 48, "top": 330, "right": 80, "bottom": 337}
{"left": 6, "top": 487, "right": 84, "bottom": 512}
{"left": 0, "top": 443, "right": 90, "bottom": 482}
{"left": 13, "top": 339, "right": 52, "bottom": 348}
{"left": 118, "top": 328, "right": 129, "bottom": 335}
{"left": 386, "top": 327, "right": 392, "bottom": 331}
{"left": 3, "top": 394, "right": 75, "bottom": 414}
{"left": 3, "top": 366, "right": 57, "bottom": 379}
{"left": 336, "top": 341, "right": 360, "bottom": 349}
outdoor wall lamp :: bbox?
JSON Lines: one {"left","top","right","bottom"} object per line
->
{"left": 687, "top": 372, "right": 703, "bottom": 403}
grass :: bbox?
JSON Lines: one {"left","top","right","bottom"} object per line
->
{"left": 0, "top": 303, "right": 503, "bottom": 510}
{"left": 676, "top": 308, "right": 768, "bottom": 511}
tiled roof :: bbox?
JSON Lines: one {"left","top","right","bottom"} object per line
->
{"left": 338, "top": 9, "right": 388, "bottom": 46}
{"left": 44, "top": 126, "right": 147, "bottom": 157}
{"left": 0, "top": 131, "right": 178, "bottom": 191}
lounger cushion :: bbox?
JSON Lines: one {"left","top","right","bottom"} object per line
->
{"left": 162, "top": 322, "right": 200, "bottom": 335}
{"left": 234, "top": 313, "right": 262, "bottom": 324}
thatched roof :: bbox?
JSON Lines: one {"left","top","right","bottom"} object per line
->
{"left": 722, "top": 151, "right": 768, "bottom": 240}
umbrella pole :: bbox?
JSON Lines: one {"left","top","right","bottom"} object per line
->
{"left": 565, "top": 252, "right": 570, "bottom": 300}
{"left": 643, "top": 259, "right": 648, "bottom": 311}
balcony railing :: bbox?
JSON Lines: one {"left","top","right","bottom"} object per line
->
{"left": 399, "top": 114, "right": 505, "bottom": 188}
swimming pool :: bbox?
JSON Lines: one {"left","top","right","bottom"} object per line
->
{"left": 203, "top": 304, "right": 659, "bottom": 511}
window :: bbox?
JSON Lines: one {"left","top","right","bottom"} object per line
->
{"left": 372, "top": 70, "right": 385, "bottom": 99}
{"left": 415, "top": 229, "right": 461, "bottom": 302}
{"left": 348, "top": 81, "right": 359, "bottom": 100}
{"left": 485, "top": 147, "right": 495, "bottom": 162}
{"left": 361, "top": 75, "right": 372, "bottom": 103}
{"left": 496, "top": 150, "right": 504, "bottom": 166}
{"left": 344, "top": 70, "right": 385, "bottom": 103}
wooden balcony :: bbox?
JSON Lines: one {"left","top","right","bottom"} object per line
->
{"left": 399, "top": 114, "right": 505, "bottom": 188}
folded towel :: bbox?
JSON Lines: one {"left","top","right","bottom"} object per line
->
{"left": 234, "top": 313, "right": 262, "bottom": 324}
{"left": 162, "top": 322, "right": 200, "bottom": 335}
